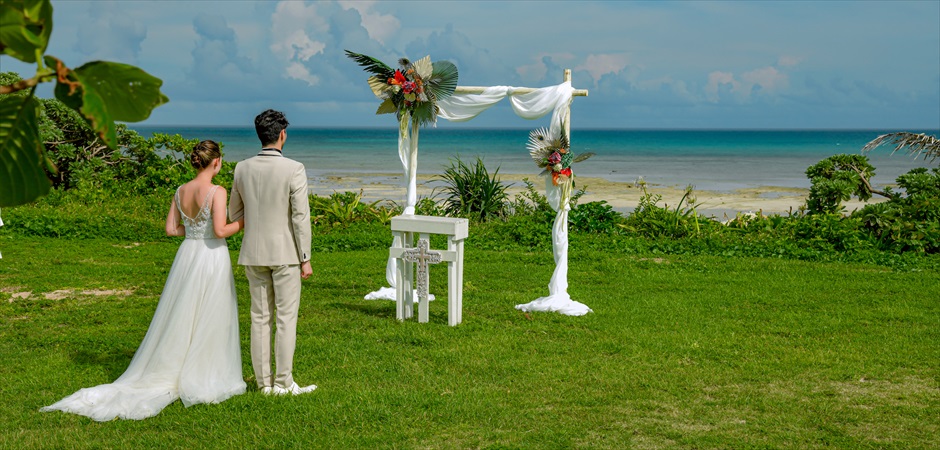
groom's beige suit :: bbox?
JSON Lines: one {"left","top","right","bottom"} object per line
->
{"left": 229, "top": 148, "right": 311, "bottom": 389}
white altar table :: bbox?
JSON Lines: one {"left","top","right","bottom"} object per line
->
{"left": 389, "top": 215, "right": 468, "bottom": 326}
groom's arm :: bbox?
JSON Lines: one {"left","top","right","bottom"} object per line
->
{"left": 288, "top": 163, "right": 312, "bottom": 264}
{"left": 228, "top": 166, "right": 244, "bottom": 222}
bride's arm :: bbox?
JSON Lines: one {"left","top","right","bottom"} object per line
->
{"left": 165, "top": 197, "right": 185, "bottom": 237}
{"left": 212, "top": 187, "right": 244, "bottom": 238}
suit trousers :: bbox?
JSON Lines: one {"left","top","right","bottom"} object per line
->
{"left": 244, "top": 264, "right": 301, "bottom": 389}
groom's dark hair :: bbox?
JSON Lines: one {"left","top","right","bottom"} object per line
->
{"left": 255, "top": 109, "right": 290, "bottom": 147}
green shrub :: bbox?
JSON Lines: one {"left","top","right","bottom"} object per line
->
{"left": 619, "top": 185, "right": 712, "bottom": 238}
{"left": 310, "top": 190, "right": 395, "bottom": 227}
{"left": 804, "top": 154, "right": 881, "bottom": 214}
{"left": 436, "top": 156, "right": 510, "bottom": 222}
{"left": 569, "top": 200, "right": 623, "bottom": 234}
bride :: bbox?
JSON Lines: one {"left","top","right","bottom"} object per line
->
{"left": 42, "top": 140, "right": 247, "bottom": 421}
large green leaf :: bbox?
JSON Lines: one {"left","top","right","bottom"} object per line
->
{"left": 69, "top": 60, "right": 169, "bottom": 122}
{"left": 428, "top": 60, "right": 458, "bottom": 101}
{"left": 411, "top": 101, "right": 436, "bottom": 129}
{"left": 375, "top": 98, "right": 397, "bottom": 115}
{"left": 48, "top": 57, "right": 169, "bottom": 149}
{"left": 0, "top": 0, "right": 52, "bottom": 63}
{"left": 0, "top": 95, "right": 50, "bottom": 206}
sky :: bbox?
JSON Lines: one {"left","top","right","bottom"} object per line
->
{"left": 2, "top": 0, "right": 939, "bottom": 130}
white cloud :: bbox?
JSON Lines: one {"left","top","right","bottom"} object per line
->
{"left": 777, "top": 55, "right": 801, "bottom": 67}
{"left": 706, "top": 71, "right": 738, "bottom": 102}
{"left": 270, "top": 2, "right": 328, "bottom": 84}
{"left": 742, "top": 66, "right": 788, "bottom": 92}
{"left": 515, "top": 53, "right": 577, "bottom": 84}
{"left": 72, "top": 2, "right": 147, "bottom": 63}
{"left": 338, "top": 0, "right": 400, "bottom": 44}
{"left": 574, "top": 53, "right": 630, "bottom": 83}
{"left": 284, "top": 29, "right": 326, "bottom": 62}
{"left": 286, "top": 62, "right": 321, "bottom": 86}
{"left": 705, "top": 66, "right": 789, "bottom": 103}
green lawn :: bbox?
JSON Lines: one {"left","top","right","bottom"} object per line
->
{"left": 1, "top": 235, "right": 937, "bottom": 449}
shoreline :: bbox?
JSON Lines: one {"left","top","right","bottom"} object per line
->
{"left": 307, "top": 171, "right": 884, "bottom": 219}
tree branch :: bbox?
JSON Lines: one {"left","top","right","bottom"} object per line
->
{"left": 848, "top": 165, "right": 892, "bottom": 199}
{"left": 0, "top": 76, "right": 41, "bottom": 95}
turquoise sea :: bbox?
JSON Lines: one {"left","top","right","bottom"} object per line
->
{"left": 137, "top": 127, "right": 937, "bottom": 192}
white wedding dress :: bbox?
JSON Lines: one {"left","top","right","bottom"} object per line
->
{"left": 41, "top": 185, "right": 246, "bottom": 421}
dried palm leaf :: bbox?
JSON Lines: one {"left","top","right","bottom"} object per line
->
{"left": 862, "top": 132, "right": 940, "bottom": 162}
{"left": 412, "top": 55, "right": 433, "bottom": 80}
{"left": 367, "top": 76, "right": 394, "bottom": 99}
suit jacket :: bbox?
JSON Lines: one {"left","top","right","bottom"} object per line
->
{"left": 229, "top": 149, "right": 311, "bottom": 266}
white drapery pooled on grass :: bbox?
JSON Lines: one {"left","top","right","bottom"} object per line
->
{"left": 513, "top": 176, "right": 593, "bottom": 316}
{"left": 365, "top": 81, "right": 588, "bottom": 316}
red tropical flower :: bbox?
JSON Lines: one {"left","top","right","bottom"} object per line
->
{"left": 388, "top": 69, "right": 406, "bottom": 86}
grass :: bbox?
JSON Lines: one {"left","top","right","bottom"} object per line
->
{"left": 1, "top": 234, "right": 938, "bottom": 448}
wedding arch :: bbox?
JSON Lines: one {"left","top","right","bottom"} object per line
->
{"left": 347, "top": 52, "right": 590, "bottom": 316}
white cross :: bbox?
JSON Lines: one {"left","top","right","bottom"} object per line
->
{"left": 402, "top": 238, "right": 442, "bottom": 300}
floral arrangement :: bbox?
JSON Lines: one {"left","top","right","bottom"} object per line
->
{"left": 527, "top": 127, "right": 595, "bottom": 187}
{"left": 345, "top": 50, "right": 458, "bottom": 128}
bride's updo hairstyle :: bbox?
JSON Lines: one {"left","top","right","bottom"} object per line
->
{"left": 190, "top": 140, "right": 222, "bottom": 170}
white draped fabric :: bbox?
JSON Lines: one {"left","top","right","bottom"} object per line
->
{"left": 513, "top": 177, "right": 592, "bottom": 316}
{"left": 366, "top": 81, "right": 590, "bottom": 316}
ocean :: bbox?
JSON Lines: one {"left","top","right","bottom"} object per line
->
{"left": 137, "top": 127, "right": 937, "bottom": 193}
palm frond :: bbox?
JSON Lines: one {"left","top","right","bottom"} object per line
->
{"left": 412, "top": 55, "right": 433, "bottom": 80}
{"left": 573, "top": 152, "right": 596, "bottom": 163}
{"left": 861, "top": 132, "right": 940, "bottom": 162}
{"left": 411, "top": 101, "right": 437, "bottom": 128}
{"left": 345, "top": 50, "right": 394, "bottom": 78}
{"left": 559, "top": 128, "right": 569, "bottom": 151}
{"left": 426, "top": 60, "right": 459, "bottom": 101}
{"left": 367, "top": 76, "right": 395, "bottom": 99}
{"left": 527, "top": 127, "right": 554, "bottom": 152}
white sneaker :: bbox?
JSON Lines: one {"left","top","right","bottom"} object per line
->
{"left": 260, "top": 386, "right": 275, "bottom": 395}
{"left": 272, "top": 382, "right": 317, "bottom": 396}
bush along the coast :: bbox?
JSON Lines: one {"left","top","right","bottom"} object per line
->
{"left": 310, "top": 190, "right": 399, "bottom": 227}
{"left": 802, "top": 149, "right": 940, "bottom": 253}
{"left": 3, "top": 118, "right": 939, "bottom": 268}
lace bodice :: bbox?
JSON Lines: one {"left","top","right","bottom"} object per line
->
{"left": 176, "top": 185, "right": 221, "bottom": 240}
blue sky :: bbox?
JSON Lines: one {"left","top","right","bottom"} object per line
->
{"left": 3, "top": 0, "right": 939, "bottom": 129}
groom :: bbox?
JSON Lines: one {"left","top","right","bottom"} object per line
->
{"left": 229, "top": 109, "right": 316, "bottom": 396}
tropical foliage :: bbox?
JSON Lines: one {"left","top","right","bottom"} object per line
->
{"left": 804, "top": 154, "right": 884, "bottom": 214}
{"left": 344, "top": 50, "right": 458, "bottom": 128}
{"left": 1, "top": 72, "right": 229, "bottom": 198}
{"left": 526, "top": 127, "right": 594, "bottom": 187}
{"left": 435, "top": 156, "right": 510, "bottom": 221}
{"left": 0, "top": 0, "right": 168, "bottom": 207}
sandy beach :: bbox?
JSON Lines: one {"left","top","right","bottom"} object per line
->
{"left": 308, "top": 172, "right": 882, "bottom": 219}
